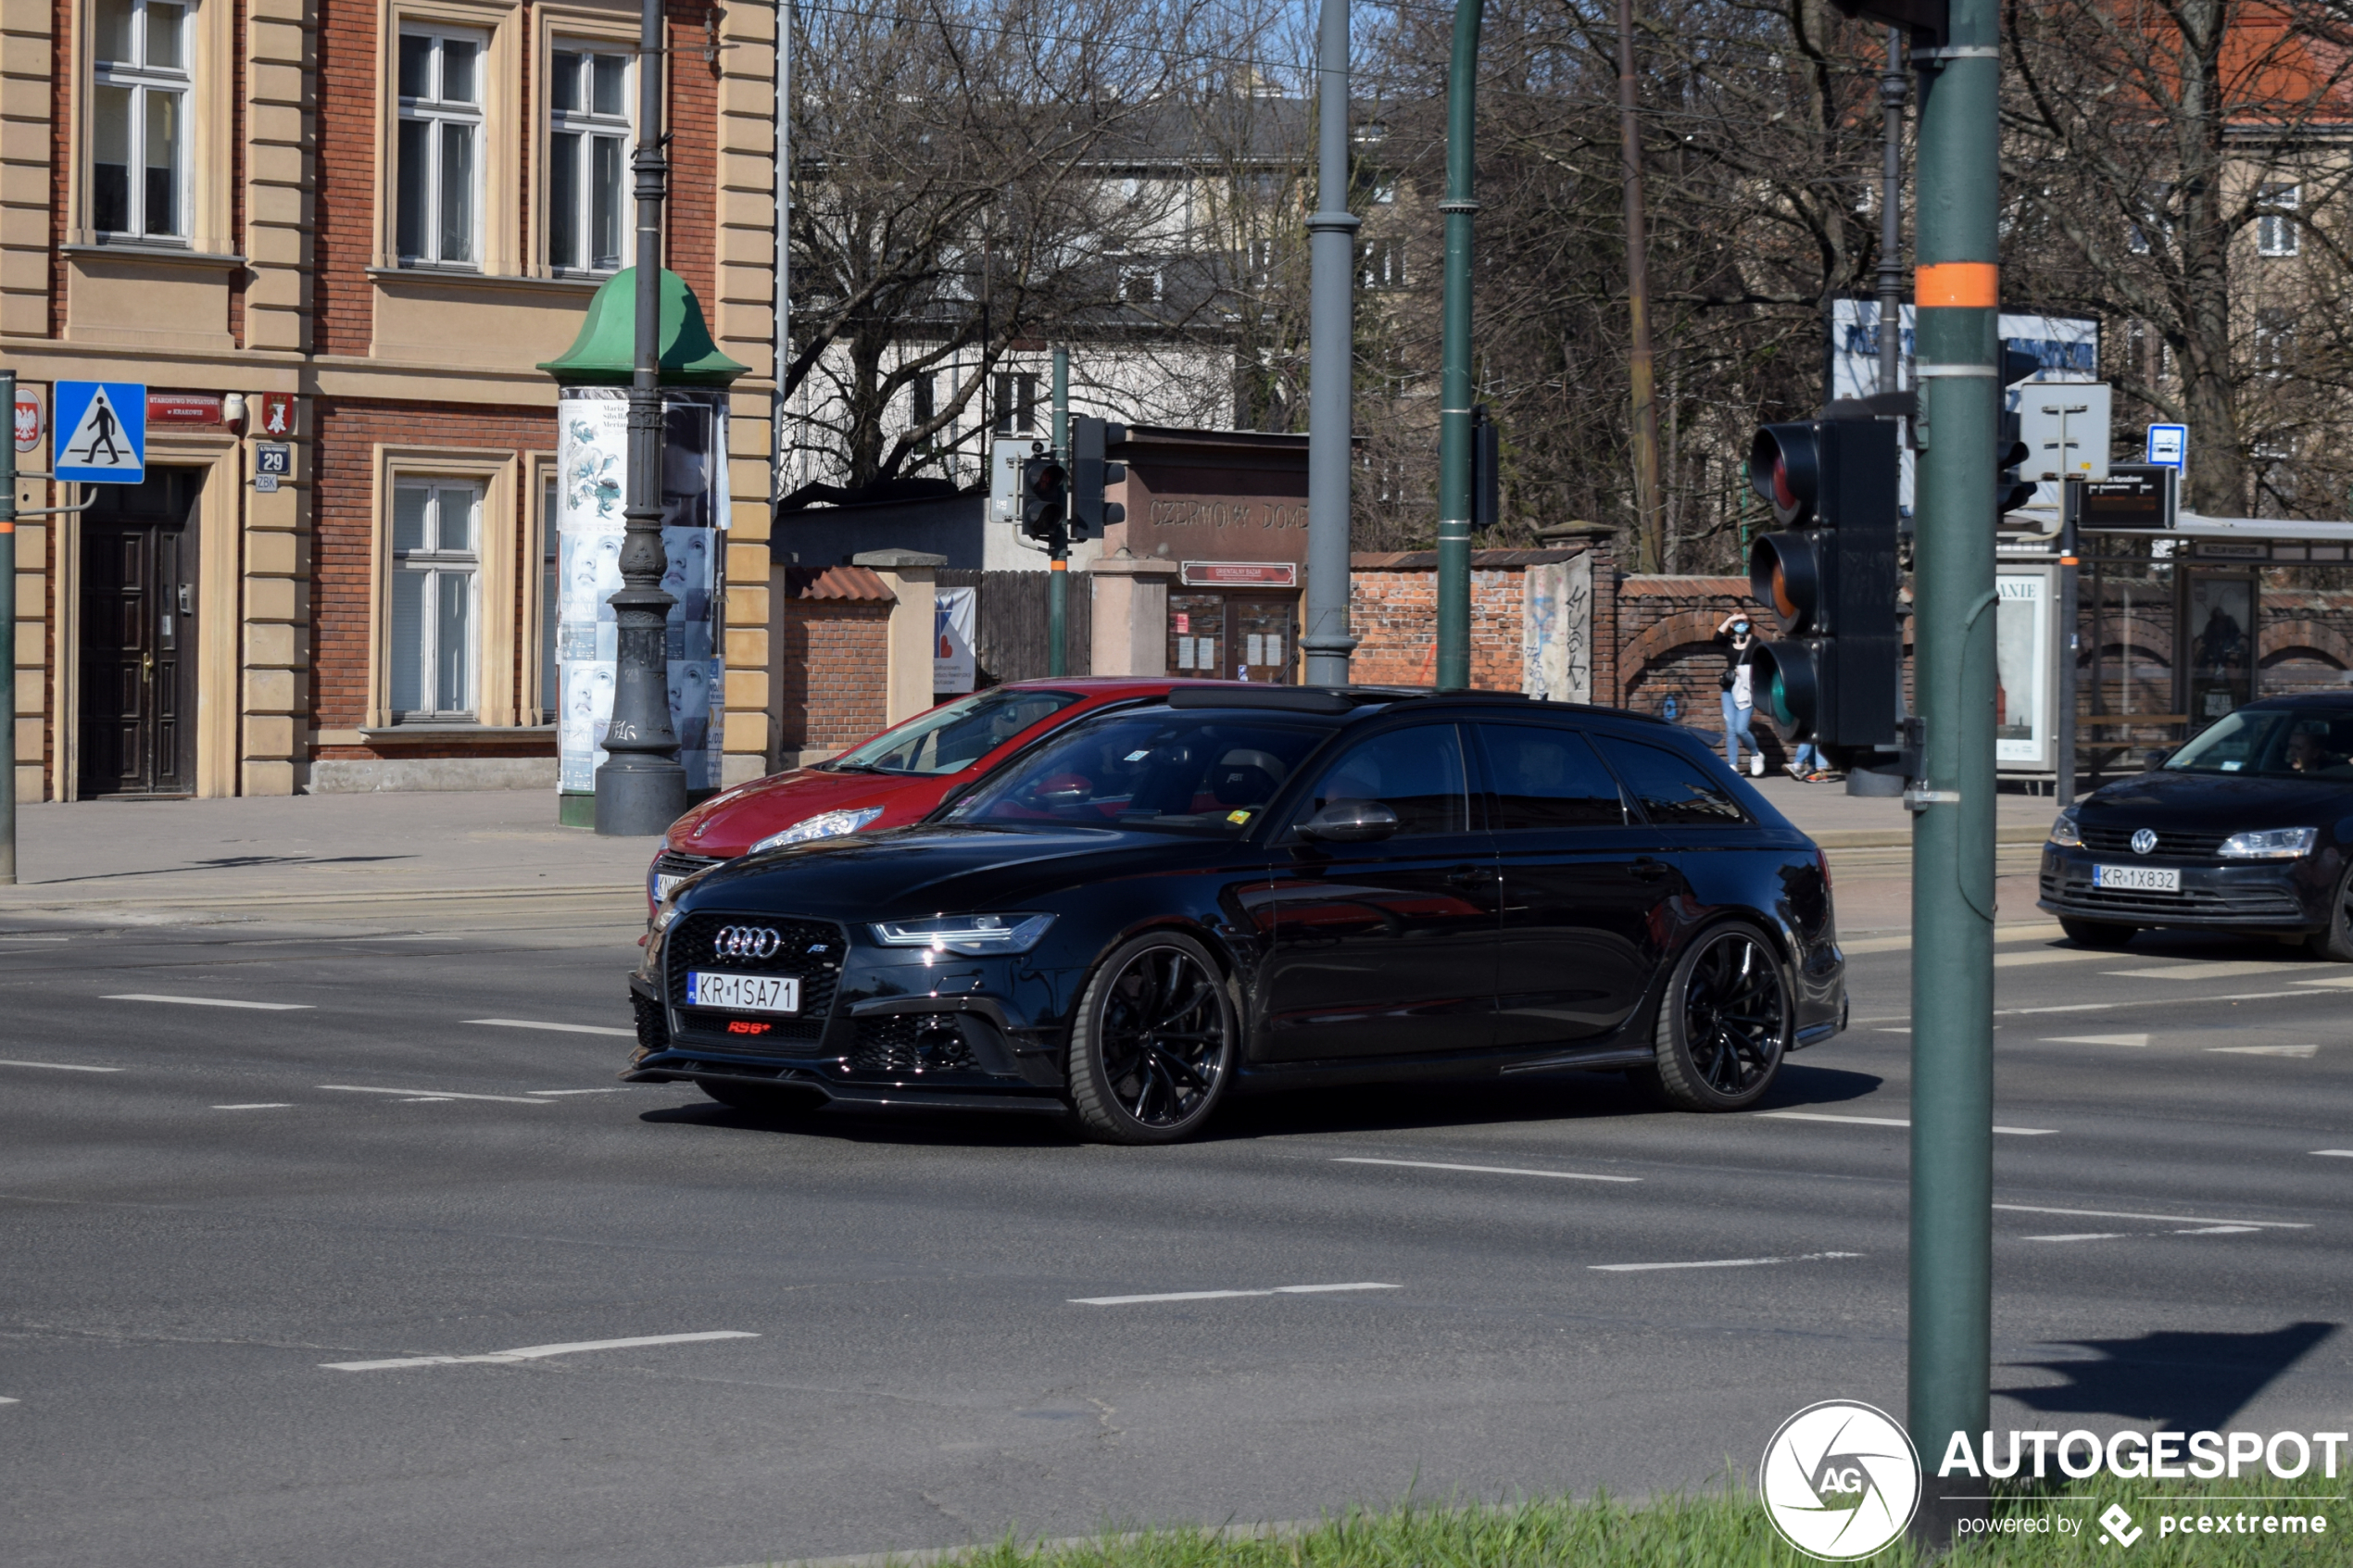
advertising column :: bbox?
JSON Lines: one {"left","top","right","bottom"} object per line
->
{"left": 555, "top": 386, "right": 730, "bottom": 820}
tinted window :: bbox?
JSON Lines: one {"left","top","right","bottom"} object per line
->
{"left": 1303, "top": 725, "right": 1469, "bottom": 836}
{"left": 942, "top": 710, "right": 1329, "bottom": 834}
{"left": 1475, "top": 722, "right": 1625, "bottom": 830}
{"left": 828, "top": 686, "right": 1082, "bottom": 775}
{"left": 2164, "top": 706, "right": 2353, "bottom": 779}
{"left": 1594, "top": 735, "right": 1748, "bottom": 825}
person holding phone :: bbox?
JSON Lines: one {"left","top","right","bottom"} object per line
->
{"left": 1715, "top": 611, "right": 1767, "bottom": 777}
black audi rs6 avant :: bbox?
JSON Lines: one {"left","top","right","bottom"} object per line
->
{"left": 624, "top": 687, "right": 1848, "bottom": 1143}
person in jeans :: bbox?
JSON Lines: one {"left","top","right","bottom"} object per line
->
{"left": 1788, "top": 739, "right": 1826, "bottom": 780}
{"left": 1715, "top": 612, "right": 1766, "bottom": 776}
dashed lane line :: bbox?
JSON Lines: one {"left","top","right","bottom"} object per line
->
{"left": 212, "top": 1103, "right": 292, "bottom": 1110}
{"left": 2315, "top": 1150, "right": 2353, "bottom": 1159}
{"left": 1758, "top": 1110, "right": 2058, "bottom": 1135}
{"left": 0, "top": 1059, "right": 121, "bottom": 1073}
{"left": 2024, "top": 1234, "right": 2125, "bottom": 1243}
{"left": 1072, "top": 1283, "right": 1400, "bottom": 1307}
{"left": 321, "top": 1330, "right": 759, "bottom": 1373}
{"left": 103, "top": 994, "right": 312, "bottom": 1010}
{"left": 464, "top": 1018, "right": 639, "bottom": 1038}
{"left": 1592, "top": 1251, "right": 1863, "bottom": 1273}
{"left": 1993, "top": 1203, "right": 2310, "bottom": 1230}
{"left": 316, "top": 1085, "right": 554, "bottom": 1107}
{"left": 1331, "top": 1157, "right": 1640, "bottom": 1184}
{"left": 2210, "top": 1044, "right": 2319, "bottom": 1058}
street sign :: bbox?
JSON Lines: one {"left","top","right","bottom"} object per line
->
{"left": 255, "top": 443, "right": 291, "bottom": 475}
{"left": 2145, "top": 423, "right": 2187, "bottom": 468}
{"left": 53, "top": 381, "right": 145, "bottom": 483}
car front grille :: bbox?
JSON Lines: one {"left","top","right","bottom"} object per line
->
{"left": 2076, "top": 825, "right": 2232, "bottom": 858}
{"left": 655, "top": 850, "right": 725, "bottom": 884}
{"left": 852, "top": 1012, "right": 977, "bottom": 1075}
{"left": 2041, "top": 870, "right": 2305, "bottom": 922}
{"left": 664, "top": 912, "right": 845, "bottom": 1046}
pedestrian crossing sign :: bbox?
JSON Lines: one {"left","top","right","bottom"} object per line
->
{"left": 54, "top": 380, "right": 145, "bottom": 483}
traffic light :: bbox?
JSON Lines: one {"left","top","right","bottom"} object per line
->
{"left": 1996, "top": 346, "right": 2041, "bottom": 518}
{"left": 1068, "top": 416, "right": 1126, "bottom": 540}
{"left": 1471, "top": 405, "right": 1500, "bottom": 530}
{"left": 1745, "top": 415, "right": 1900, "bottom": 749}
{"left": 1019, "top": 451, "right": 1067, "bottom": 544}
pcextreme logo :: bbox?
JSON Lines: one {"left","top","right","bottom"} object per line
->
{"left": 1759, "top": 1399, "right": 1924, "bottom": 1560}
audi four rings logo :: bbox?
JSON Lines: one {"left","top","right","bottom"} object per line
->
{"left": 713, "top": 925, "right": 783, "bottom": 960}
{"left": 2132, "top": 828, "right": 2160, "bottom": 855}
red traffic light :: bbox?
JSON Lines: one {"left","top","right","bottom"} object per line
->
{"left": 1749, "top": 423, "right": 1824, "bottom": 528}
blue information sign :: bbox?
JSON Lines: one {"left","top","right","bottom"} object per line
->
{"left": 2145, "top": 423, "right": 2187, "bottom": 470}
{"left": 53, "top": 381, "right": 146, "bottom": 484}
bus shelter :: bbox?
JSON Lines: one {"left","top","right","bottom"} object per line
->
{"left": 1994, "top": 516, "right": 2353, "bottom": 790}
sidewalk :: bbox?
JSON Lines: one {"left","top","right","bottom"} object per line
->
{"left": 1748, "top": 773, "right": 2060, "bottom": 847}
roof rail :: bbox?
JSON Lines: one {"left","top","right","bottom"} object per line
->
{"left": 1166, "top": 686, "right": 1359, "bottom": 714}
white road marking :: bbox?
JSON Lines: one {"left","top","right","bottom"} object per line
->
{"left": 316, "top": 1085, "right": 553, "bottom": 1106}
{"left": 527, "top": 1088, "right": 635, "bottom": 1096}
{"left": 1994, "top": 1203, "right": 2309, "bottom": 1230}
{"left": 2040, "top": 1034, "right": 2149, "bottom": 1047}
{"left": 465, "top": 1018, "right": 638, "bottom": 1038}
{"left": 1999, "top": 988, "right": 2345, "bottom": 1017}
{"left": 1759, "top": 1110, "right": 2057, "bottom": 1135}
{"left": 0, "top": 1396, "right": 17, "bottom": 1404}
{"left": 2314, "top": 1150, "right": 2353, "bottom": 1159}
{"left": 1331, "top": 1157, "right": 1640, "bottom": 1184}
{"left": 1994, "top": 948, "right": 2115, "bottom": 969}
{"left": 1874, "top": 1027, "right": 1911, "bottom": 1034}
{"left": 2174, "top": 1225, "right": 2260, "bottom": 1235}
{"left": 212, "top": 1103, "right": 292, "bottom": 1110}
{"left": 103, "top": 994, "right": 312, "bottom": 1010}
{"left": 398, "top": 1097, "right": 455, "bottom": 1103}
{"left": 2208, "top": 1044, "right": 2318, "bottom": 1058}
{"left": 1592, "top": 1251, "right": 1863, "bottom": 1273}
{"left": 2102, "top": 960, "right": 2317, "bottom": 982}
{"left": 2023, "top": 1233, "right": 2124, "bottom": 1243}
{"left": 1071, "top": 1283, "right": 1400, "bottom": 1307}
{"left": 0, "top": 1059, "right": 122, "bottom": 1073}
{"left": 2292, "top": 974, "right": 2353, "bottom": 989}
{"left": 321, "top": 1330, "right": 759, "bottom": 1372}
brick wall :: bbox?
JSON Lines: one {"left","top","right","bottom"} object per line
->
{"left": 1611, "top": 576, "right": 1793, "bottom": 764}
{"left": 1347, "top": 552, "right": 1557, "bottom": 692}
{"left": 309, "top": 398, "right": 556, "bottom": 734}
{"left": 775, "top": 600, "right": 891, "bottom": 751}
{"left": 313, "top": 0, "right": 372, "bottom": 356}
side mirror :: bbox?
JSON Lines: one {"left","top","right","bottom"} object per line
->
{"left": 1297, "top": 799, "right": 1401, "bottom": 844}
{"left": 2144, "top": 747, "right": 2175, "bottom": 771}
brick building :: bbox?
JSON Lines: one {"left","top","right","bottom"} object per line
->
{"left": 4, "top": 0, "right": 778, "bottom": 800}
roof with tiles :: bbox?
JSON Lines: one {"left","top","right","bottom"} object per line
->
{"left": 786, "top": 565, "right": 896, "bottom": 603}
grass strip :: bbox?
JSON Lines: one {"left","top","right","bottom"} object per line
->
{"left": 832, "top": 1469, "right": 2350, "bottom": 1568}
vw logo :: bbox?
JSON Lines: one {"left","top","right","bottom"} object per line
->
{"left": 2131, "top": 828, "right": 2159, "bottom": 856}
{"left": 713, "top": 924, "right": 783, "bottom": 960}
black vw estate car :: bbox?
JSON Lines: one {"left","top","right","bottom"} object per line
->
{"left": 624, "top": 688, "right": 1848, "bottom": 1143}
{"left": 2041, "top": 694, "right": 2353, "bottom": 956}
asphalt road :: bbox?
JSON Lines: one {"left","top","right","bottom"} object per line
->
{"left": 3, "top": 878, "right": 2348, "bottom": 1568}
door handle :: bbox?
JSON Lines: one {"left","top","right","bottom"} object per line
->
{"left": 142, "top": 652, "right": 154, "bottom": 682}
{"left": 1630, "top": 858, "right": 1670, "bottom": 882}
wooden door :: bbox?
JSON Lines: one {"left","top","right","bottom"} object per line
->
{"left": 79, "top": 470, "right": 200, "bottom": 796}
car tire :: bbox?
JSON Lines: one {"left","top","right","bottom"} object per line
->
{"left": 1643, "top": 923, "right": 1792, "bottom": 1112}
{"left": 2307, "top": 864, "right": 2353, "bottom": 961}
{"left": 2059, "top": 918, "right": 2138, "bottom": 950}
{"left": 1066, "top": 931, "right": 1237, "bottom": 1145}
{"left": 698, "top": 1079, "right": 823, "bottom": 1117}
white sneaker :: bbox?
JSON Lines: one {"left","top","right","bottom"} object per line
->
{"left": 1749, "top": 756, "right": 1765, "bottom": 777}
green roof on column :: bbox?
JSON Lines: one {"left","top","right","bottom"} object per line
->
{"left": 537, "top": 268, "right": 749, "bottom": 386}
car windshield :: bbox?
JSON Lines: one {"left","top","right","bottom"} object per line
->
{"left": 2163, "top": 707, "right": 2353, "bottom": 780}
{"left": 940, "top": 710, "right": 1333, "bottom": 833}
{"left": 824, "top": 687, "right": 1083, "bottom": 776}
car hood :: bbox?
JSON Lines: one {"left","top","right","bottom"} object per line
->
{"left": 2080, "top": 769, "right": 2353, "bottom": 834}
{"left": 665, "top": 768, "right": 950, "bottom": 858}
{"left": 672, "top": 822, "right": 1230, "bottom": 920}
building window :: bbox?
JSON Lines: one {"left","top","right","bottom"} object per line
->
{"left": 2258, "top": 182, "right": 2300, "bottom": 257}
{"left": 1118, "top": 263, "right": 1164, "bottom": 305}
{"left": 1361, "top": 238, "right": 1407, "bottom": 290}
{"left": 992, "top": 370, "right": 1038, "bottom": 434}
{"left": 390, "top": 479, "right": 481, "bottom": 718}
{"left": 396, "top": 27, "right": 484, "bottom": 267}
{"left": 2255, "top": 307, "right": 2295, "bottom": 381}
{"left": 91, "top": 0, "right": 191, "bottom": 239}
{"left": 547, "top": 43, "right": 629, "bottom": 273}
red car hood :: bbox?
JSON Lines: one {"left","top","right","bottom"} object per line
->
{"left": 664, "top": 766, "right": 957, "bottom": 859}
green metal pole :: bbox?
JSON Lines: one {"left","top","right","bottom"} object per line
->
{"left": 0, "top": 370, "right": 14, "bottom": 884}
{"left": 1907, "top": 0, "right": 2000, "bottom": 1544}
{"left": 1049, "top": 345, "right": 1069, "bottom": 678}
{"left": 1434, "top": 0, "right": 1481, "bottom": 691}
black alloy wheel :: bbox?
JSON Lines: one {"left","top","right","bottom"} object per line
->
{"left": 1640, "top": 924, "right": 1792, "bottom": 1111}
{"left": 2060, "top": 917, "right": 2138, "bottom": 950}
{"left": 2309, "top": 861, "right": 2353, "bottom": 962}
{"left": 1067, "top": 932, "right": 1237, "bottom": 1144}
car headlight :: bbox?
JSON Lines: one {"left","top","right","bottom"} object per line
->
{"left": 2048, "top": 809, "right": 2082, "bottom": 848}
{"left": 2218, "top": 826, "right": 2318, "bottom": 859}
{"left": 751, "top": 806, "right": 884, "bottom": 853}
{"left": 870, "top": 913, "right": 1056, "bottom": 955}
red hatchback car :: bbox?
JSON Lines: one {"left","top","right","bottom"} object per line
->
{"left": 647, "top": 677, "right": 1220, "bottom": 909}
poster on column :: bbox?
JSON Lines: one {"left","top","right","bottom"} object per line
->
{"left": 555, "top": 386, "right": 730, "bottom": 796}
